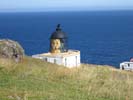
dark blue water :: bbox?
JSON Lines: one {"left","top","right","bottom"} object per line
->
{"left": 0, "top": 11, "right": 133, "bottom": 68}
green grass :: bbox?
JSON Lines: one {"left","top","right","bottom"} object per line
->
{"left": 0, "top": 57, "right": 133, "bottom": 100}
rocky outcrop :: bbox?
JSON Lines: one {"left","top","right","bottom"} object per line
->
{"left": 0, "top": 39, "right": 24, "bottom": 62}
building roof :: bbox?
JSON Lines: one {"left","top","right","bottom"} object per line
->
{"left": 50, "top": 24, "right": 67, "bottom": 39}
{"left": 32, "top": 50, "right": 80, "bottom": 58}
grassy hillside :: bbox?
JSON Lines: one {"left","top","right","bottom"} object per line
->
{"left": 0, "top": 57, "right": 133, "bottom": 100}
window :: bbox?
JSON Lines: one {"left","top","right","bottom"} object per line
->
{"left": 65, "top": 58, "right": 67, "bottom": 66}
{"left": 122, "top": 65, "right": 124, "bottom": 70}
{"left": 54, "top": 59, "right": 56, "bottom": 64}
{"left": 76, "top": 56, "right": 78, "bottom": 66}
{"left": 44, "top": 58, "right": 47, "bottom": 62}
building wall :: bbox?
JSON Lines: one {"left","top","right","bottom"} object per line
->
{"left": 120, "top": 62, "right": 133, "bottom": 70}
{"left": 45, "top": 57, "right": 63, "bottom": 65}
{"left": 63, "top": 54, "right": 80, "bottom": 68}
{"left": 32, "top": 51, "right": 80, "bottom": 68}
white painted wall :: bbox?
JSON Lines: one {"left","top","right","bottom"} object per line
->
{"left": 63, "top": 54, "right": 80, "bottom": 68}
{"left": 120, "top": 62, "right": 133, "bottom": 70}
{"left": 32, "top": 53, "right": 80, "bottom": 68}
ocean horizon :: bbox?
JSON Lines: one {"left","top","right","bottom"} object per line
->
{"left": 0, "top": 11, "right": 133, "bottom": 68}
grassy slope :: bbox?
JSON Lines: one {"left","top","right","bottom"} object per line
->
{"left": 0, "top": 57, "right": 133, "bottom": 100}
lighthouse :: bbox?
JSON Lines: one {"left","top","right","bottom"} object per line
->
{"left": 32, "top": 24, "right": 80, "bottom": 68}
{"left": 50, "top": 24, "right": 68, "bottom": 53}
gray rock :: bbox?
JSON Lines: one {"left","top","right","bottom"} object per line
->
{"left": 0, "top": 39, "right": 24, "bottom": 62}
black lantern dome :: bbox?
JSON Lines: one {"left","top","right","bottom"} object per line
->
{"left": 50, "top": 24, "right": 67, "bottom": 39}
{"left": 50, "top": 24, "right": 68, "bottom": 53}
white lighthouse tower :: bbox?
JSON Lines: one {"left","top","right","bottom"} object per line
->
{"left": 32, "top": 24, "right": 80, "bottom": 68}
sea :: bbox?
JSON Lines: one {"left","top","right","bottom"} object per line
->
{"left": 0, "top": 11, "right": 133, "bottom": 68}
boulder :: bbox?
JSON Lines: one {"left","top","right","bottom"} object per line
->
{"left": 0, "top": 39, "right": 25, "bottom": 62}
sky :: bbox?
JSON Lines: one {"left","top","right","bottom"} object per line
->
{"left": 0, "top": 0, "right": 133, "bottom": 12}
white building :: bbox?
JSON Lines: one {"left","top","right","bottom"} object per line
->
{"left": 120, "top": 62, "right": 133, "bottom": 71}
{"left": 32, "top": 24, "right": 80, "bottom": 68}
{"left": 32, "top": 50, "right": 80, "bottom": 68}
